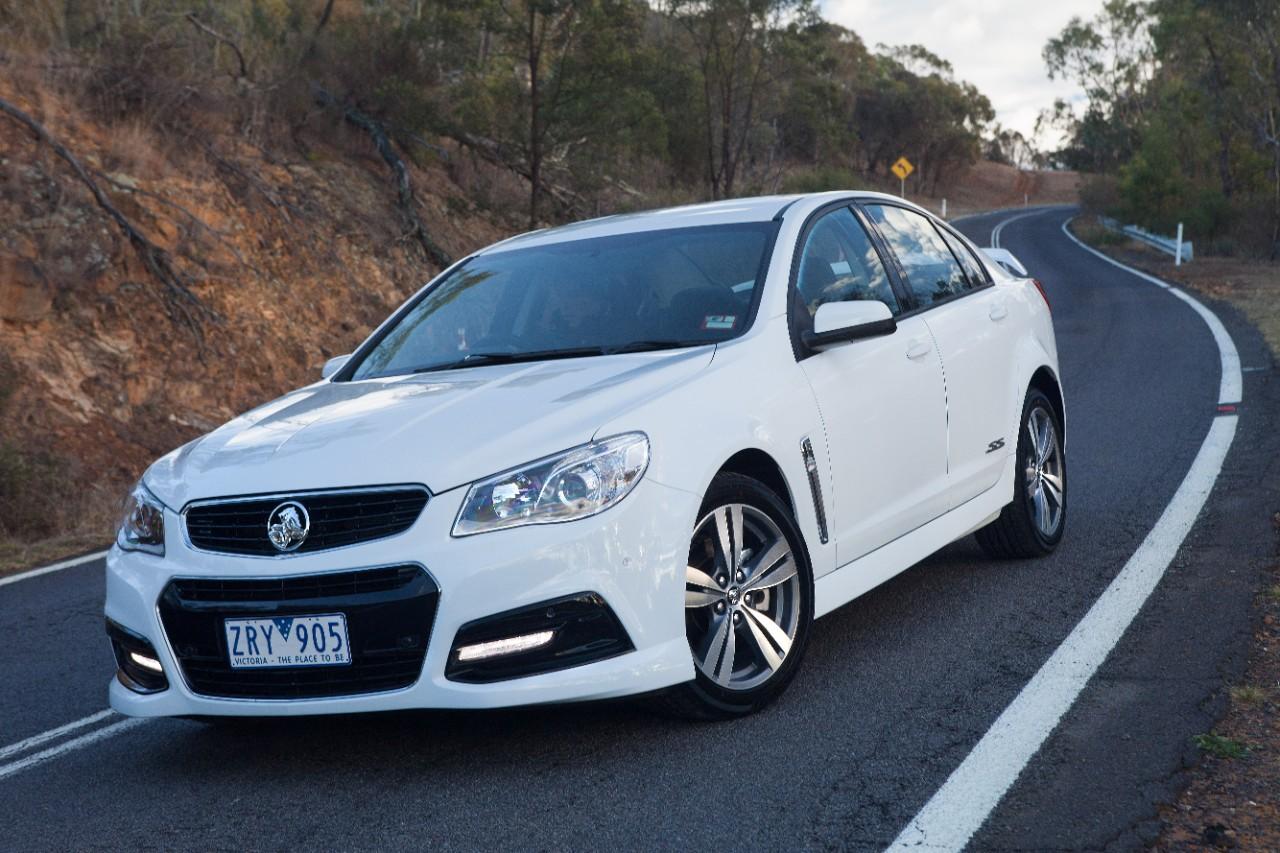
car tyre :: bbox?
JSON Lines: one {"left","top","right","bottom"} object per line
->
{"left": 976, "top": 387, "right": 1066, "bottom": 559}
{"left": 658, "top": 472, "right": 814, "bottom": 720}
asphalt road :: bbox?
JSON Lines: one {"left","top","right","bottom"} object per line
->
{"left": 2, "top": 206, "right": 1276, "bottom": 851}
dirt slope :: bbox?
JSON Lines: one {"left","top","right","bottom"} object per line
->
{"left": 0, "top": 76, "right": 509, "bottom": 566}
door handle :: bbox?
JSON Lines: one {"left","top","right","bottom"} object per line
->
{"left": 989, "top": 303, "right": 1009, "bottom": 321}
{"left": 906, "top": 337, "right": 932, "bottom": 360}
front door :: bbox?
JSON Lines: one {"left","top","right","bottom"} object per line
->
{"left": 792, "top": 206, "right": 951, "bottom": 566}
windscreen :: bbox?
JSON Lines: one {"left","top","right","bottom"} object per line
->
{"left": 348, "top": 222, "right": 775, "bottom": 380}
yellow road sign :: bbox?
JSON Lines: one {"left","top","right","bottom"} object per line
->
{"left": 891, "top": 157, "right": 914, "bottom": 180}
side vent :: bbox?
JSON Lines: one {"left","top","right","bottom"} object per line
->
{"left": 800, "top": 437, "right": 829, "bottom": 544}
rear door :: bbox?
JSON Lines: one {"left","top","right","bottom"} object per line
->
{"left": 861, "top": 203, "right": 1017, "bottom": 508}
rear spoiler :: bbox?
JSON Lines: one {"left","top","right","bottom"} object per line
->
{"left": 981, "top": 248, "right": 1028, "bottom": 277}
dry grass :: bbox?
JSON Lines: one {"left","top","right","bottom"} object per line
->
{"left": 101, "top": 119, "right": 174, "bottom": 180}
{"left": 1229, "top": 685, "right": 1270, "bottom": 706}
{"left": 0, "top": 533, "right": 110, "bottom": 576}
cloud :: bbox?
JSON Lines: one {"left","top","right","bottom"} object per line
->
{"left": 820, "top": 0, "right": 1104, "bottom": 147}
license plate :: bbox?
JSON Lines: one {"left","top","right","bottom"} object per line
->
{"left": 223, "top": 614, "right": 351, "bottom": 669}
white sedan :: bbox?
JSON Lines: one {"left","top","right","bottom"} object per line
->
{"left": 105, "top": 192, "right": 1064, "bottom": 720}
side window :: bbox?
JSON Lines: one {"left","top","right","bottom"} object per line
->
{"left": 794, "top": 208, "right": 900, "bottom": 326}
{"left": 937, "top": 225, "right": 991, "bottom": 290}
{"left": 864, "top": 204, "right": 969, "bottom": 306}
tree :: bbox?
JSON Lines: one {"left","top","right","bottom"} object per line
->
{"left": 987, "top": 125, "right": 1042, "bottom": 170}
{"left": 464, "top": 0, "right": 662, "bottom": 225}
{"left": 1042, "top": 0, "right": 1156, "bottom": 169}
{"left": 664, "top": 0, "right": 814, "bottom": 199}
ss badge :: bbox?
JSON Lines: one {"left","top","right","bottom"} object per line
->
{"left": 986, "top": 438, "right": 1005, "bottom": 454}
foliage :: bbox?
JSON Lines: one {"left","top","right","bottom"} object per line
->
{"left": 1044, "top": 0, "right": 1280, "bottom": 256}
{"left": 1192, "top": 732, "right": 1249, "bottom": 760}
{"left": 0, "top": 441, "right": 66, "bottom": 540}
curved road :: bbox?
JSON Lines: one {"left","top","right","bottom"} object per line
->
{"left": 2, "top": 207, "right": 1276, "bottom": 851}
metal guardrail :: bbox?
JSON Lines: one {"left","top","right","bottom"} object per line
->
{"left": 1100, "top": 216, "right": 1193, "bottom": 262}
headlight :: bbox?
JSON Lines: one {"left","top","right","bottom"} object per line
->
{"left": 452, "top": 433, "right": 649, "bottom": 536}
{"left": 117, "top": 481, "right": 166, "bottom": 556}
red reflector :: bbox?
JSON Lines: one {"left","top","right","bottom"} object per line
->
{"left": 1031, "top": 278, "right": 1051, "bottom": 311}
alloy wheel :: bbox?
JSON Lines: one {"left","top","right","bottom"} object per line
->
{"left": 1024, "top": 405, "right": 1064, "bottom": 538}
{"left": 685, "top": 503, "right": 801, "bottom": 691}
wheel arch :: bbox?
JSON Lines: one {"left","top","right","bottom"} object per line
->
{"left": 1028, "top": 365, "right": 1066, "bottom": 443}
{"left": 711, "top": 448, "right": 821, "bottom": 579}
{"left": 714, "top": 448, "right": 797, "bottom": 516}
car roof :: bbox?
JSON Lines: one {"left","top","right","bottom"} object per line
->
{"left": 478, "top": 190, "right": 919, "bottom": 255}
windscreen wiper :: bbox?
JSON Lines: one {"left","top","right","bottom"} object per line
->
{"left": 605, "top": 339, "right": 709, "bottom": 354}
{"left": 410, "top": 341, "right": 709, "bottom": 374}
{"left": 412, "top": 347, "right": 606, "bottom": 373}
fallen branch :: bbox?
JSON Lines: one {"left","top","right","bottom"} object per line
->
{"left": 198, "top": 139, "right": 299, "bottom": 223}
{"left": 93, "top": 168, "right": 254, "bottom": 271}
{"left": 449, "top": 130, "right": 587, "bottom": 219}
{"left": 0, "top": 96, "right": 217, "bottom": 349}
{"left": 185, "top": 12, "right": 248, "bottom": 80}
{"left": 313, "top": 86, "right": 452, "bottom": 269}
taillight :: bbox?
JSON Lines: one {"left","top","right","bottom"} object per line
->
{"left": 1031, "top": 278, "right": 1051, "bottom": 312}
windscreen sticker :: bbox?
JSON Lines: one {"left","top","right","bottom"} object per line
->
{"left": 701, "top": 314, "right": 737, "bottom": 330}
{"left": 830, "top": 260, "right": 852, "bottom": 275}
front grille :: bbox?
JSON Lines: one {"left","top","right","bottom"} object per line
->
{"left": 158, "top": 565, "right": 438, "bottom": 700}
{"left": 171, "top": 565, "right": 420, "bottom": 602}
{"left": 184, "top": 487, "right": 428, "bottom": 556}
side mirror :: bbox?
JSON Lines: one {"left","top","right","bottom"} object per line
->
{"left": 803, "top": 301, "right": 897, "bottom": 350}
{"left": 321, "top": 354, "right": 352, "bottom": 380}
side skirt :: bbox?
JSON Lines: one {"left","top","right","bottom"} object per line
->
{"left": 814, "top": 453, "right": 1015, "bottom": 619}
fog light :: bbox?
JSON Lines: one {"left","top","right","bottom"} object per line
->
{"left": 128, "top": 650, "right": 164, "bottom": 673}
{"left": 456, "top": 630, "right": 555, "bottom": 662}
{"left": 446, "top": 592, "right": 634, "bottom": 683}
{"left": 106, "top": 618, "right": 169, "bottom": 694}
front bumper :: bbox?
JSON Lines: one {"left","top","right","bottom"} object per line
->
{"left": 105, "top": 478, "right": 700, "bottom": 717}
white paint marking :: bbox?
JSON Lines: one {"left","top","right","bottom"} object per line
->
{"left": 1166, "top": 287, "right": 1243, "bottom": 405}
{"left": 0, "top": 717, "right": 147, "bottom": 782}
{"left": 0, "top": 549, "right": 109, "bottom": 588}
{"left": 888, "top": 214, "right": 1244, "bottom": 852}
{"left": 991, "top": 209, "right": 1045, "bottom": 249}
{"left": 0, "top": 709, "right": 116, "bottom": 762}
{"left": 1059, "top": 218, "right": 1170, "bottom": 290}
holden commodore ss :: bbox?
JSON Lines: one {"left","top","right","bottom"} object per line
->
{"left": 106, "top": 191, "right": 1064, "bottom": 720}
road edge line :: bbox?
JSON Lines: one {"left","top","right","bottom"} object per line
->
{"left": 0, "top": 549, "right": 110, "bottom": 588}
{"left": 0, "top": 717, "right": 147, "bottom": 782}
{"left": 0, "top": 709, "right": 117, "bottom": 762}
{"left": 886, "top": 213, "right": 1244, "bottom": 852}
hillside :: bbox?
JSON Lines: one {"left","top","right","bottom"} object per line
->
{"left": 0, "top": 74, "right": 1077, "bottom": 570}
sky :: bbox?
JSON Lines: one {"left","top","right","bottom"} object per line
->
{"left": 820, "top": 0, "right": 1104, "bottom": 146}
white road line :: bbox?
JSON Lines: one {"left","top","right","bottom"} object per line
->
{"left": 0, "top": 549, "right": 109, "bottom": 588}
{"left": 0, "top": 709, "right": 116, "bottom": 761}
{"left": 1060, "top": 220, "right": 1171, "bottom": 290}
{"left": 0, "top": 717, "right": 147, "bottom": 782}
{"left": 990, "top": 209, "right": 1045, "bottom": 249}
{"left": 888, "top": 215, "right": 1243, "bottom": 852}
